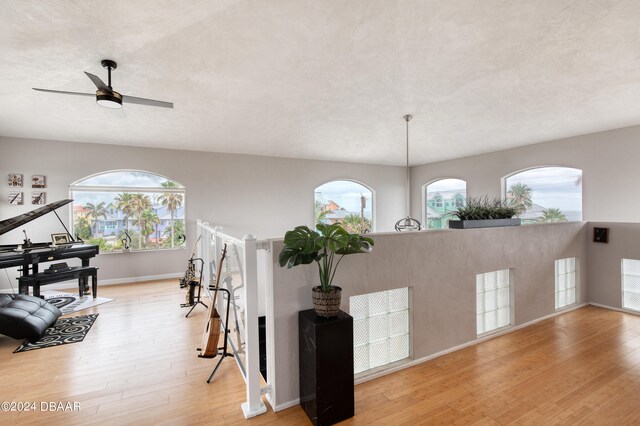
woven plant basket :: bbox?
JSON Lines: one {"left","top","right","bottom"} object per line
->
{"left": 312, "top": 285, "right": 342, "bottom": 318}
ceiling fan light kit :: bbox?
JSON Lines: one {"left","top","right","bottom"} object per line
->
{"left": 33, "top": 59, "right": 173, "bottom": 110}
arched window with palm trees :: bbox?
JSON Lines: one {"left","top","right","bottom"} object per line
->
{"left": 504, "top": 167, "right": 582, "bottom": 224}
{"left": 424, "top": 178, "right": 467, "bottom": 229}
{"left": 314, "top": 180, "right": 374, "bottom": 233}
{"left": 70, "top": 170, "right": 185, "bottom": 252}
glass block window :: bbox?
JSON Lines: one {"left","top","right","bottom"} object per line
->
{"left": 350, "top": 288, "right": 410, "bottom": 374}
{"left": 476, "top": 269, "right": 511, "bottom": 336}
{"left": 555, "top": 258, "right": 577, "bottom": 310}
{"left": 622, "top": 259, "right": 640, "bottom": 312}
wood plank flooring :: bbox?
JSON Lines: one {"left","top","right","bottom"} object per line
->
{"left": 1, "top": 280, "right": 640, "bottom": 425}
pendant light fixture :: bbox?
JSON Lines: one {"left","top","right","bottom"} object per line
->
{"left": 395, "top": 114, "right": 422, "bottom": 232}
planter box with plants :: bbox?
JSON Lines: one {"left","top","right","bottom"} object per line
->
{"left": 449, "top": 196, "right": 521, "bottom": 229}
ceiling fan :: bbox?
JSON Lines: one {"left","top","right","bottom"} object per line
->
{"left": 33, "top": 59, "right": 173, "bottom": 109}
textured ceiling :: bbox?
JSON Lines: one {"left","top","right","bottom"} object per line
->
{"left": 2, "top": 0, "right": 640, "bottom": 166}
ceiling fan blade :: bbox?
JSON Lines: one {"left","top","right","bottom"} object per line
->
{"left": 122, "top": 94, "right": 173, "bottom": 109}
{"left": 33, "top": 88, "right": 94, "bottom": 97}
{"left": 84, "top": 71, "right": 109, "bottom": 90}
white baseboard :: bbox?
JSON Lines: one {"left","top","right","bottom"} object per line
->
{"left": 352, "top": 302, "right": 589, "bottom": 386}
{"left": 589, "top": 301, "right": 640, "bottom": 316}
{"left": 271, "top": 303, "right": 591, "bottom": 411}
{"left": 0, "top": 272, "right": 182, "bottom": 294}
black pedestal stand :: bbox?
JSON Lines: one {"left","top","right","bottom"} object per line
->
{"left": 181, "top": 258, "right": 208, "bottom": 317}
{"left": 204, "top": 287, "right": 235, "bottom": 383}
{"left": 299, "top": 309, "right": 354, "bottom": 426}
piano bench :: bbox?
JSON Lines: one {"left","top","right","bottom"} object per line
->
{"left": 18, "top": 266, "right": 99, "bottom": 299}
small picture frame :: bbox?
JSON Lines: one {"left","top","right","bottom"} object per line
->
{"left": 8, "top": 174, "right": 23, "bottom": 187}
{"left": 8, "top": 191, "right": 23, "bottom": 205}
{"left": 32, "top": 191, "right": 46, "bottom": 205}
{"left": 32, "top": 175, "right": 46, "bottom": 188}
{"left": 593, "top": 227, "right": 609, "bottom": 244}
{"left": 51, "top": 233, "right": 70, "bottom": 245}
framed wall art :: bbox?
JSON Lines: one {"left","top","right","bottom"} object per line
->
{"left": 32, "top": 191, "right": 46, "bottom": 205}
{"left": 8, "top": 174, "right": 23, "bottom": 187}
{"left": 8, "top": 192, "right": 23, "bottom": 205}
{"left": 32, "top": 175, "right": 46, "bottom": 188}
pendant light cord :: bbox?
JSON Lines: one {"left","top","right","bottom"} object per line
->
{"left": 404, "top": 114, "right": 412, "bottom": 217}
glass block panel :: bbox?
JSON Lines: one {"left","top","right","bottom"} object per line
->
{"left": 350, "top": 294, "right": 368, "bottom": 320}
{"left": 556, "top": 259, "right": 567, "bottom": 275}
{"left": 388, "top": 288, "right": 409, "bottom": 312}
{"left": 476, "top": 269, "right": 511, "bottom": 336}
{"left": 484, "top": 310, "right": 497, "bottom": 332}
{"left": 623, "top": 291, "right": 640, "bottom": 312}
{"left": 476, "top": 294, "right": 484, "bottom": 313}
{"left": 558, "top": 290, "right": 567, "bottom": 307}
{"left": 476, "top": 275, "right": 484, "bottom": 294}
{"left": 497, "top": 270, "right": 509, "bottom": 288}
{"left": 623, "top": 259, "right": 640, "bottom": 277}
{"left": 497, "top": 287, "right": 510, "bottom": 308}
{"left": 353, "top": 319, "right": 369, "bottom": 346}
{"left": 484, "top": 290, "right": 497, "bottom": 312}
{"left": 368, "top": 314, "right": 389, "bottom": 342}
{"left": 368, "top": 291, "right": 389, "bottom": 317}
{"left": 623, "top": 275, "right": 640, "bottom": 293}
{"left": 354, "top": 345, "right": 370, "bottom": 374}
{"left": 497, "top": 306, "right": 510, "bottom": 328}
{"left": 477, "top": 314, "right": 485, "bottom": 335}
{"left": 350, "top": 287, "right": 410, "bottom": 374}
{"left": 389, "top": 334, "right": 410, "bottom": 362}
{"left": 484, "top": 271, "right": 497, "bottom": 291}
{"left": 555, "top": 257, "right": 577, "bottom": 310}
{"left": 389, "top": 310, "right": 409, "bottom": 337}
{"left": 369, "top": 340, "right": 389, "bottom": 369}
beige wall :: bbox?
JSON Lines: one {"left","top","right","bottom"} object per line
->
{"left": 587, "top": 222, "right": 640, "bottom": 309}
{"left": 0, "top": 137, "right": 406, "bottom": 288}
{"left": 270, "top": 222, "right": 588, "bottom": 408}
{"left": 410, "top": 124, "right": 640, "bottom": 224}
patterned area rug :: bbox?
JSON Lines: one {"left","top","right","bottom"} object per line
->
{"left": 14, "top": 314, "right": 99, "bottom": 353}
{"left": 42, "top": 291, "right": 113, "bottom": 315}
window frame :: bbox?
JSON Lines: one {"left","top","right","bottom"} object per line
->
{"left": 313, "top": 178, "right": 376, "bottom": 233}
{"left": 69, "top": 169, "right": 186, "bottom": 254}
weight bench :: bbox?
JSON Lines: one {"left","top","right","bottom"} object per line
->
{"left": 18, "top": 266, "right": 98, "bottom": 299}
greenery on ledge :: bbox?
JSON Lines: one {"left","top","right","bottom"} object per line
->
{"left": 453, "top": 196, "right": 518, "bottom": 221}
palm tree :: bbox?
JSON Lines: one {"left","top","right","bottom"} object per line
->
{"left": 134, "top": 209, "right": 160, "bottom": 247}
{"left": 114, "top": 192, "right": 135, "bottom": 234}
{"left": 156, "top": 181, "right": 184, "bottom": 248}
{"left": 74, "top": 215, "right": 91, "bottom": 240}
{"left": 86, "top": 202, "right": 107, "bottom": 236}
{"left": 540, "top": 208, "right": 568, "bottom": 223}
{"left": 339, "top": 214, "right": 371, "bottom": 234}
{"left": 315, "top": 200, "right": 328, "bottom": 225}
{"left": 507, "top": 183, "right": 533, "bottom": 214}
{"left": 130, "top": 194, "right": 153, "bottom": 248}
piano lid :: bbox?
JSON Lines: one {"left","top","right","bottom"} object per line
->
{"left": 0, "top": 199, "right": 73, "bottom": 236}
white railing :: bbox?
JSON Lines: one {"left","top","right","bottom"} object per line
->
{"left": 196, "top": 220, "right": 268, "bottom": 418}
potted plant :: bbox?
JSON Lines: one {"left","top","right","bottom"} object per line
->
{"left": 449, "top": 196, "right": 521, "bottom": 229}
{"left": 278, "top": 223, "right": 374, "bottom": 317}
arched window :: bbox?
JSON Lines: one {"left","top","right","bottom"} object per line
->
{"left": 70, "top": 170, "right": 186, "bottom": 252}
{"left": 424, "top": 179, "right": 467, "bottom": 230}
{"left": 504, "top": 167, "right": 582, "bottom": 224}
{"left": 314, "top": 180, "right": 373, "bottom": 233}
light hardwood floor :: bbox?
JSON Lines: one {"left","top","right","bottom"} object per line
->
{"left": 2, "top": 280, "right": 640, "bottom": 425}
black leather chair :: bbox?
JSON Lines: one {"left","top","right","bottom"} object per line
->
{"left": 0, "top": 294, "right": 61, "bottom": 342}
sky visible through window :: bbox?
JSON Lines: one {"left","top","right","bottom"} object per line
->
{"left": 315, "top": 180, "right": 372, "bottom": 218}
{"left": 506, "top": 167, "right": 582, "bottom": 221}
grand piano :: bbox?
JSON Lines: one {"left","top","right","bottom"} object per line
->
{"left": 0, "top": 199, "right": 99, "bottom": 295}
